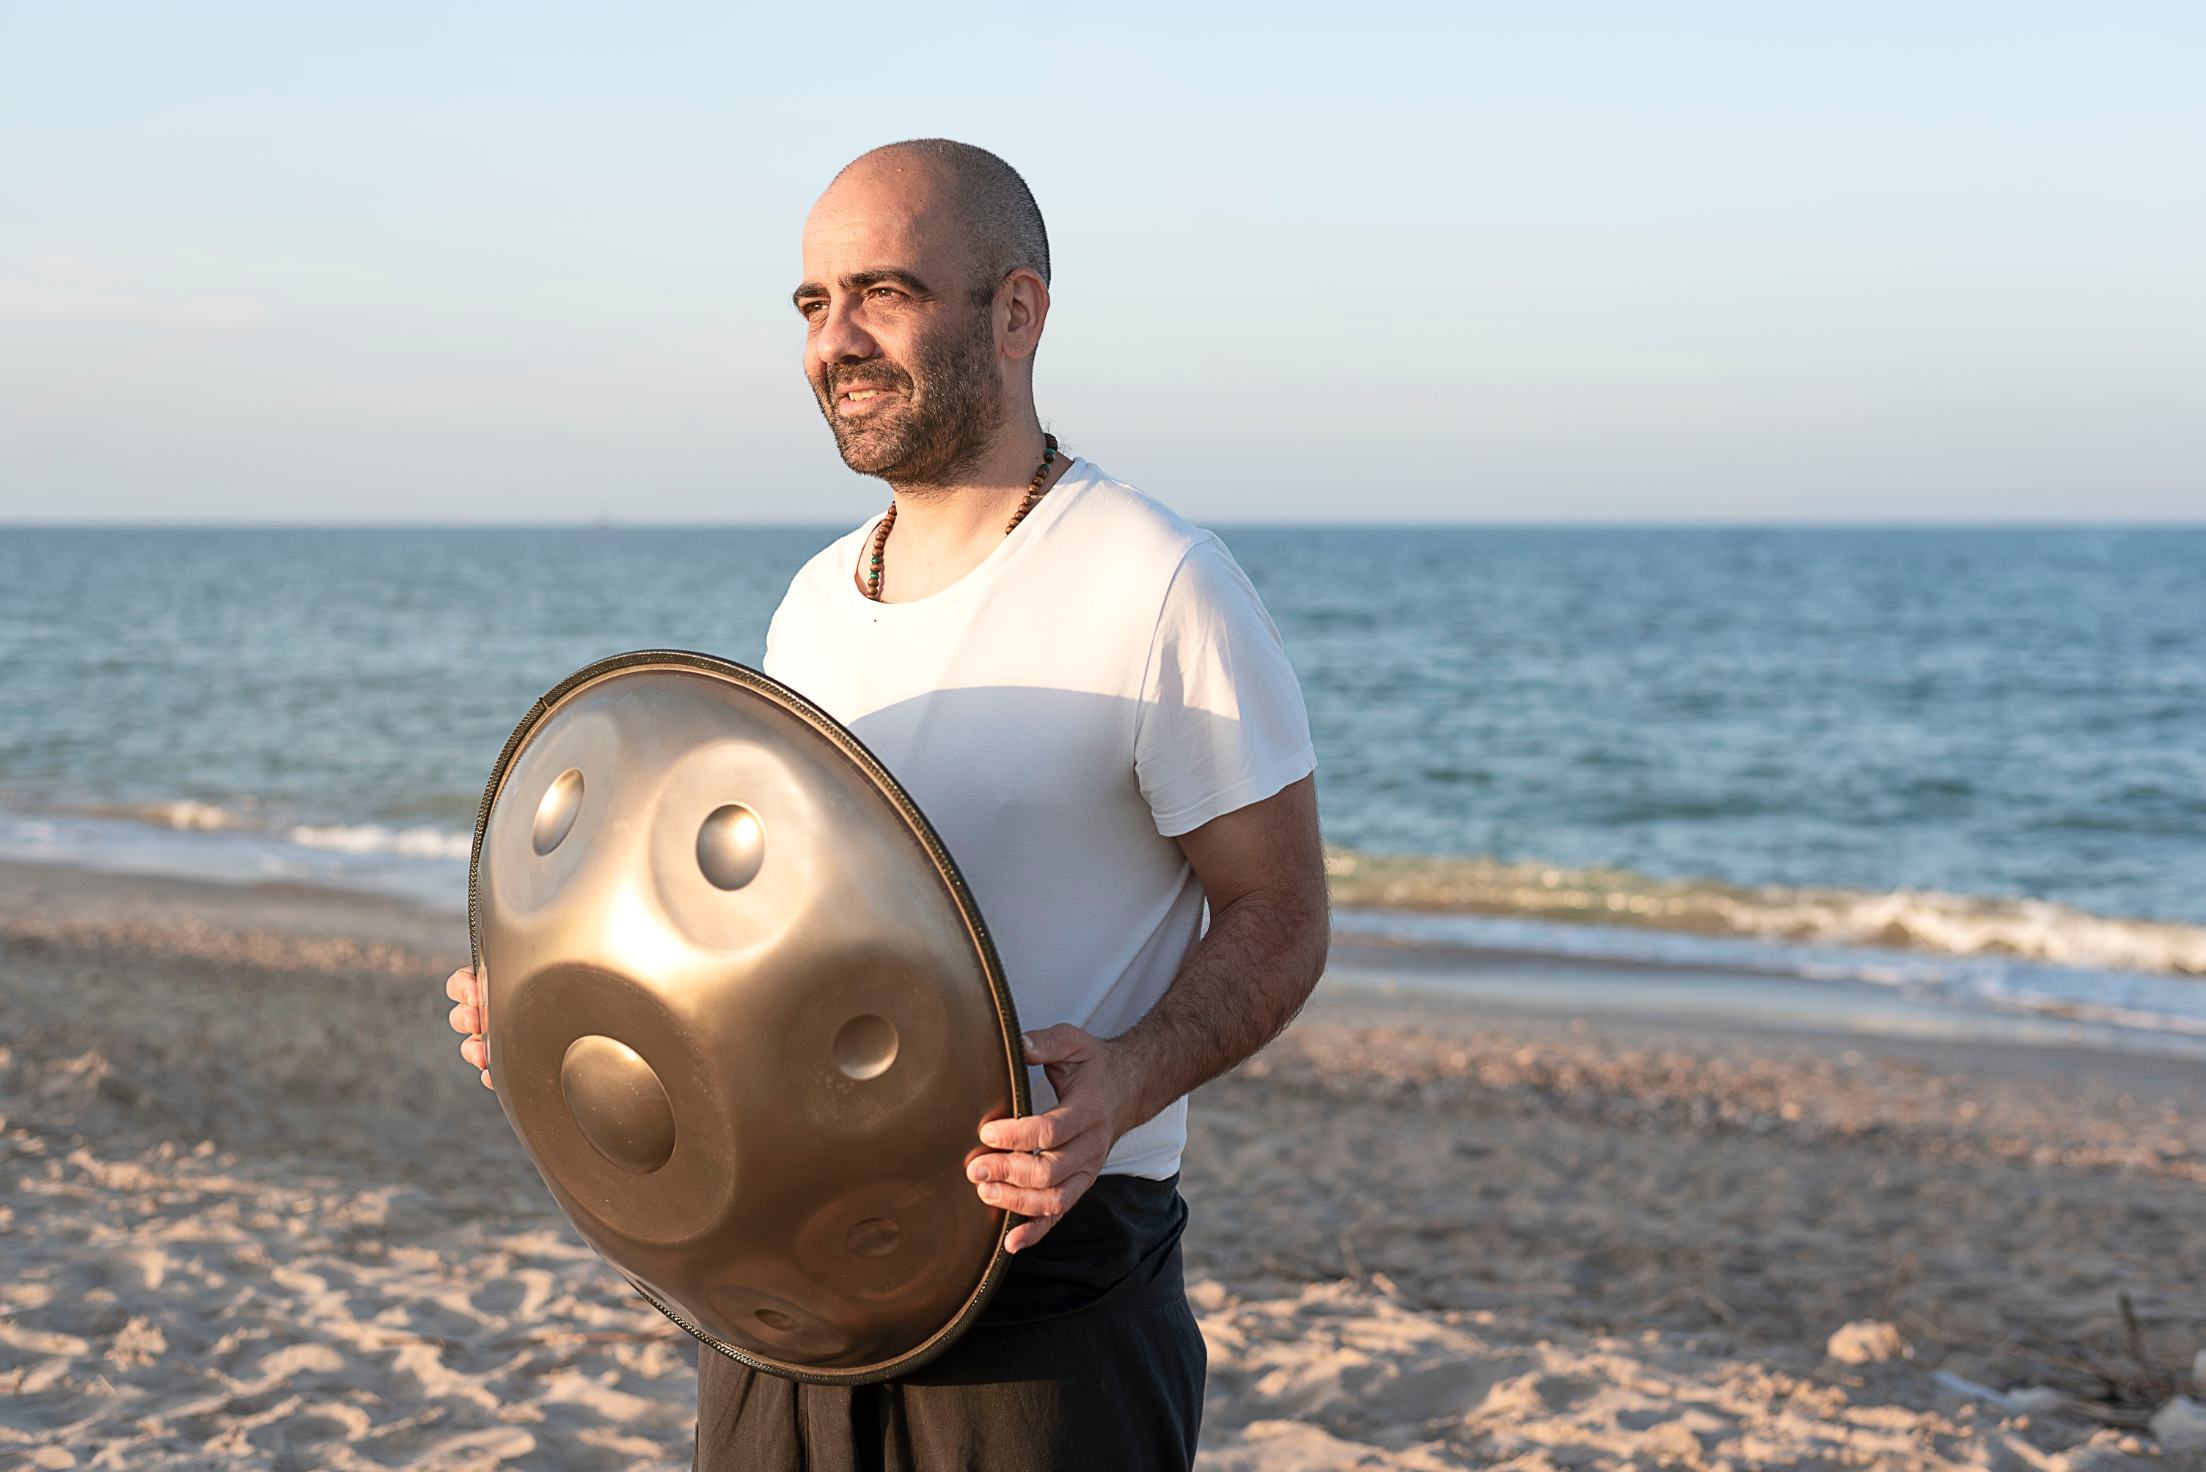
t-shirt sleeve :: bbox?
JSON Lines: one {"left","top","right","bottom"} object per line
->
{"left": 763, "top": 591, "right": 798, "bottom": 684}
{"left": 759, "top": 555, "right": 817, "bottom": 686}
{"left": 1133, "top": 535, "right": 1318, "bottom": 838}
{"left": 760, "top": 600, "right": 786, "bottom": 682}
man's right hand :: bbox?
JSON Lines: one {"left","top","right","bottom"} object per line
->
{"left": 445, "top": 966, "right": 494, "bottom": 1090}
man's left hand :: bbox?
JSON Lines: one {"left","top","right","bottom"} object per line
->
{"left": 969, "top": 1023, "right": 1134, "bottom": 1253}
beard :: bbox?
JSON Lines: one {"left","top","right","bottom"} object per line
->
{"left": 812, "top": 305, "right": 1003, "bottom": 489}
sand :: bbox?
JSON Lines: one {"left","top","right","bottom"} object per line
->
{"left": 3, "top": 857, "right": 2201, "bottom": 1470}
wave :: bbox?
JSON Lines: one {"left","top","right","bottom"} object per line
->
{"left": 286, "top": 823, "right": 474, "bottom": 862}
{"left": 1323, "top": 848, "right": 2206, "bottom": 978}
{"left": 33, "top": 798, "right": 2206, "bottom": 979}
{"left": 79, "top": 799, "right": 242, "bottom": 832}
{"left": 58, "top": 799, "right": 475, "bottom": 863}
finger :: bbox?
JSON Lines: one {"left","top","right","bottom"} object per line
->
{"left": 461, "top": 1035, "right": 488, "bottom": 1070}
{"left": 447, "top": 1001, "right": 482, "bottom": 1036}
{"left": 978, "top": 1105, "right": 1098, "bottom": 1154}
{"left": 445, "top": 968, "right": 479, "bottom": 1006}
{"left": 968, "top": 1151, "right": 1092, "bottom": 1192}
{"left": 1018, "top": 1024, "right": 1091, "bottom": 1065}
{"left": 1004, "top": 1214, "right": 1061, "bottom": 1253}
{"left": 974, "top": 1179, "right": 1084, "bottom": 1219}
{"left": 479, "top": 1067, "right": 495, "bottom": 1091}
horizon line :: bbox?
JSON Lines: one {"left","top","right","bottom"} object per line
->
{"left": 6, "top": 518, "right": 2206, "bottom": 533}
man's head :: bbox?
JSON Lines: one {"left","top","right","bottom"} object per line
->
{"left": 794, "top": 140, "right": 1051, "bottom": 488}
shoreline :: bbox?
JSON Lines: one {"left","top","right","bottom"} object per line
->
{"left": 11, "top": 800, "right": 2206, "bottom": 983}
{"left": 7, "top": 849, "right": 2201, "bottom": 1061}
{"left": 9, "top": 850, "right": 2201, "bottom": 1075}
{"left": 3, "top": 858, "right": 2198, "bottom": 1468}
{"left": 1323, "top": 935, "right": 2206, "bottom": 1065}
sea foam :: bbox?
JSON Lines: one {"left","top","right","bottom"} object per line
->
{"left": 286, "top": 823, "right": 474, "bottom": 862}
{"left": 1323, "top": 848, "right": 2206, "bottom": 977}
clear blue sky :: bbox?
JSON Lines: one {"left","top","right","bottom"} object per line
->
{"left": 3, "top": 2, "right": 2200, "bottom": 524}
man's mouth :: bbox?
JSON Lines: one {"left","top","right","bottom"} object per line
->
{"left": 836, "top": 385, "right": 901, "bottom": 413}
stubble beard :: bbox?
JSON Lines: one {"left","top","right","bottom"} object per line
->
{"left": 815, "top": 304, "right": 1003, "bottom": 492}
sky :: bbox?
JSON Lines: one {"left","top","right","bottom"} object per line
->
{"left": 2, "top": 2, "right": 2201, "bottom": 525}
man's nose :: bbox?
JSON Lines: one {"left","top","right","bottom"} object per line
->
{"left": 811, "top": 298, "right": 877, "bottom": 368}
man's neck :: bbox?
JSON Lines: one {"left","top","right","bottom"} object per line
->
{"left": 884, "top": 423, "right": 1053, "bottom": 545}
{"left": 861, "top": 422, "right": 1073, "bottom": 601}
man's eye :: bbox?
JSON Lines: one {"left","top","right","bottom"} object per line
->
{"left": 798, "top": 301, "right": 824, "bottom": 318}
{"left": 866, "top": 287, "right": 902, "bottom": 301}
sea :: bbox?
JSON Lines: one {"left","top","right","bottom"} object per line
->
{"left": 2, "top": 524, "right": 2201, "bottom": 1039}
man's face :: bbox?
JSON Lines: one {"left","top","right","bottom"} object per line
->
{"left": 794, "top": 175, "right": 1002, "bottom": 485}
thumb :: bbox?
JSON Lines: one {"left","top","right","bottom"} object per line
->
{"left": 1019, "top": 1024, "right": 1091, "bottom": 1064}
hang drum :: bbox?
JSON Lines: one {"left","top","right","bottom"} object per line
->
{"left": 467, "top": 649, "right": 1027, "bottom": 1384}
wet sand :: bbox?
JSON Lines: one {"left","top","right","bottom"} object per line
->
{"left": 3, "top": 858, "right": 2200, "bottom": 1469}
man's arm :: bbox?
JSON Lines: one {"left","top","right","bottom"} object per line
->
{"left": 968, "top": 773, "right": 1330, "bottom": 1250}
{"left": 1089, "top": 772, "right": 1330, "bottom": 1135}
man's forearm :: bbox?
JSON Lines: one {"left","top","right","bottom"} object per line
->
{"left": 1105, "top": 885, "right": 1330, "bottom": 1138}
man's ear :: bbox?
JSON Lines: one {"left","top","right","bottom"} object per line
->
{"left": 1000, "top": 267, "right": 1050, "bottom": 360}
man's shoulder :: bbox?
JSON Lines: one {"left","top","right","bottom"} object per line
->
{"left": 779, "top": 513, "right": 878, "bottom": 603}
{"left": 1052, "top": 458, "right": 1217, "bottom": 575}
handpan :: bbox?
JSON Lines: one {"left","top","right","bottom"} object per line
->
{"left": 466, "top": 649, "right": 1027, "bottom": 1384}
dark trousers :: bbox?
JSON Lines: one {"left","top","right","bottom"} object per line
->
{"left": 693, "top": 1174, "right": 1206, "bottom": 1471}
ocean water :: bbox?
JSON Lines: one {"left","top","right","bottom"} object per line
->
{"left": 2, "top": 524, "right": 2201, "bottom": 1032}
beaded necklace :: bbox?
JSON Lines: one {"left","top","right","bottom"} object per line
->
{"left": 864, "top": 433, "right": 1059, "bottom": 602}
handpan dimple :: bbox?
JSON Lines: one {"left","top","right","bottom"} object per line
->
{"left": 560, "top": 1034, "right": 677, "bottom": 1173}
{"left": 696, "top": 802, "right": 765, "bottom": 890}
{"left": 704, "top": 1284, "right": 858, "bottom": 1363}
{"left": 846, "top": 1218, "right": 901, "bottom": 1259}
{"left": 832, "top": 1014, "right": 899, "bottom": 1080}
{"left": 533, "top": 767, "right": 585, "bottom": 855}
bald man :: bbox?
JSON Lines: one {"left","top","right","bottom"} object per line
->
{"left": 450, "top": 138, "right": 1329, "bottom": 1471}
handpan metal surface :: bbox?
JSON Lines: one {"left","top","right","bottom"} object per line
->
{"left": 466, "top": 650, "right": 1027, "bottom": 1384}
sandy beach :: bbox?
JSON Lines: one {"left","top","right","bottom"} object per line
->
{"left": 4, "top": 858, "right": 2202, "bottom": 1470}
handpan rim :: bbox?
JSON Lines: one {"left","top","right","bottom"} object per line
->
{"left": 466, "top": 647, "right": 1030, "bottom": 1386}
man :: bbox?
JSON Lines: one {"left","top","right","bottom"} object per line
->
{"left": 445, "top": 138, "right": 1329, "bottom": 1470}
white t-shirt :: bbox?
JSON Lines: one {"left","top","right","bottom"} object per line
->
{"left": 762, "top": 456, "right": 1317, "bottom": 1179}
